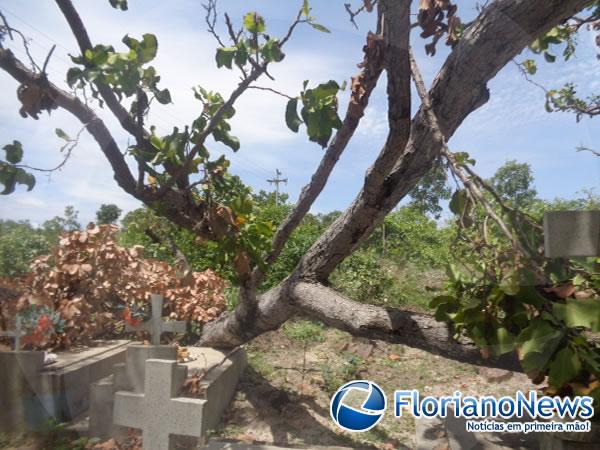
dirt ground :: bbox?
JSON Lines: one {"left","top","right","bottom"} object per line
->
{"left": 213, "top": 323, "right": 537, "bottom": 450}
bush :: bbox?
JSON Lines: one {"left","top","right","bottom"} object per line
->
{"left": 0, "top": 220, "right": 52, "bottom": 278}
{"left": 331, "top": 248, "right": 395, "bottom": 304}
{"left": 1, "top": 224, "right": 226, "bottom": 349}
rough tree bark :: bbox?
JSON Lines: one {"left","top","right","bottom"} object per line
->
{"left": 198, "top": 0, "right": 591, "bottom": 371}
{"left": 0, "top": 0, "right": 592, "bottom": 371}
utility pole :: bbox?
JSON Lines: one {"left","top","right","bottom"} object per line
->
{"left": 267, "top": 169, "right": 288, "bottom": 206}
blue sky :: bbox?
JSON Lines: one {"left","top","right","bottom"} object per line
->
{"left": 0, "top": 0, "right": 598, "bottom": 225}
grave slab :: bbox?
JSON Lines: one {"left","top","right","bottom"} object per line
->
{"left": 0, "top": 339, "right": 128, "bottom": 432}
{"left": 90, "top": 345, "right": 246, "bottom": 448}
{"left": 186, "top": 347, "right": 247, "bottom": 434}
{"left": 39, "top": 339, "right": 129, "bottom": 421}
{"left": 0, "top": 351, "right": 46, "bottom": 432}
{"left": 89, "top": 344, "right": 178, "bottom": 439}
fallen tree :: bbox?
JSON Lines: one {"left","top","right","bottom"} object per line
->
{"left": 0, "top": 0, "right": 598, "bottom": 374}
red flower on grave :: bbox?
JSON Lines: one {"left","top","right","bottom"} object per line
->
{"left": 123, "top": 307, "right": 142, "bottom": 327}
{"left": 37, "top": 314, "right": 53, "bottom": 333}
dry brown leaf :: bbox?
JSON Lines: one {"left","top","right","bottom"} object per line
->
{"left": 544, "top": 284, "right": 577, "bottom": 299}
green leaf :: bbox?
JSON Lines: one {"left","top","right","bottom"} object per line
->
{"left": 449, "top": 189, "right": 468, "bottom": 215}
{"left": 14, "top": 169, "right": 35, "bottom": 191}
{"left": 522, "top": 59, "right": 537, "bottom": 75}
{"left": 0, "top": 169, "right": 17, "bottom": 195}
{"left": 154, "top": 89, "right": 171, "bottom": 105}
{"left": 55, "top": 128, "right": 70, "bottom": 141}
{"left": 150, "top": 135, "right": 164, "bottom": 150}
{"left": 309, "top": 80, "right": 340, "bottom": 99}
{"left": 548, "top": 347, "right": 581, "bottom": 388}
{"left": 213, "top": 126, "right": 240, "bottom": 152}
{"left": 429, "top": 295, "right": 456, "bottom": 309}
{"left": 493, "top": 327, "right": 516, "bottom": 355}
{"left": 216, "top": 47, "right": 236, "bottom": 69}
{"left": 516, "top": 285, "right": 546, "bottom": 308}
{"left": 261, "top": 39, "right": 284, "bottom": 63}
{"left": 572, "top": 274, "right": 586, "bottom": 287}
{"left": 302, "top": 0, "right": 310, "bottom": 16}
{"left": 553, "top": 299, "right": 600, "bottom": 331}
{"left": 243, "top": 12, "right": 266, "bottom": 34}
{"left": 122, "top": 35, "right": 139, "bottom": 50}
{"left": 499, "top": 269, "right": 520, "bottom": 296}
{"left": 309, "top": 22, "right": 330, "bottom": 33}
{"left": 109, "top": 0, "right": 128, "bottom": 10}
{"left": 544, "top": 52, "right": 556, "bottom": 63}
{"left": 517, "top": 319, "right": 564, "bottom": 374}
{"left": 285, "top": 98, "right": 302, "bottom": 132}
{"left": 234, "top": 42, "right": 249, "bottom": 66}
{"left": 138, "top": 34, "right": 158, "bottom": 63}
{"left": 66, "top": 68, "right": 83, "bottom": 88}
{"left": 3, "top": 141, "right": 23, "bottom": 164}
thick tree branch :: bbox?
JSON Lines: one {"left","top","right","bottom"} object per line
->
{"left": 295, "top": 0, "right": 412, "bottom": 281}
{"left": 0, "top": 47, "right": 137, "bottom": 195}
{"left": 201, "top": 0, "right": 592, "bottom": 355}
{"left": 291, "top": 282, "right": 521, "bottom": 371}
{"left": 201, "top": 278, "right": 521, "bottom": 372}
{"left": 54, "top": 0, "right": 141, "bottom": 140}
{"left": 294, "top": 0, "right": 591, "bottom": 282}
{"left": 255, "top": 25, "right": 387, "bottom": 282}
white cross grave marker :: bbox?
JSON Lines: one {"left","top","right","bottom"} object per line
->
{"left": 0, "top": 316, "right": 24, "bottom": 351}
{"left": 113, "top": 359, "right": 206, "bottom": 450}
{"left": 126, "top": 294, "right": 186, "bottom": 345}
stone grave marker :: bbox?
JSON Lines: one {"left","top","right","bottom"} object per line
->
{"left": 113, "top": 359, "right": 206, "bottom": 450}
{"left": 543, "top": 210, "right": 600, "bottom": 258}
{"left": 126, "top": 294, "right": 186, "bottom": 345}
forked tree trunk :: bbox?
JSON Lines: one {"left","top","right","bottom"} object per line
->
{"left": 0, "top": 0, "right": 592, "bottom": 372}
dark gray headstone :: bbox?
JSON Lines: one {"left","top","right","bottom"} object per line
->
{"left": 543, "top": 211, "right": 600, "bottom": 258}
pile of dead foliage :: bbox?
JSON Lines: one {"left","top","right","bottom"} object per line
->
{"left": 0, "top": 224, "right": 226, "bottom": 349}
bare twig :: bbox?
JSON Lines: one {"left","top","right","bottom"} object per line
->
{"left": 0, "top": 47, "right": 138, "bottom": 194}
{"left": 204, "top": 1, "right": 249, "bottom": 79}
{"left": 41, "top": 44, "right": 56, "bottom": 75}
{"left": 0, "top": 10, "right": 14, "bottom": 40}
{"left": 0, "top": 10, "right": 41, "bottom": 72}
{"left": 344, "top": 1, "right": 378, "bottom": 29}
{"left": 410, "top": 48, "right": 535, "bottom": 259}
{"left": 513, "top": 60, "right": 548, "bottom": 93}
{"left": 203, "top": 0, "right": 226, "bottom": 47}
{"left": 576, "top": 145, "right": 600, "bottom": 157}
{"left": 224, "top": 13, "right": 242, "bottom": 44}
{"left": 248, "top": 85, "right": 294, "bottom": 100}
{"left": 15, "top": 123, "right": 87, "bottom": 174}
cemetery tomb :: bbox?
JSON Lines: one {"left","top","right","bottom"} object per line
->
{"left": 0, "top": 339, "right": 128, "bottom": 432}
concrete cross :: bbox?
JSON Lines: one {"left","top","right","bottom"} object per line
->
{"left": 0, "top": 316, "right": 24, "bottom": 351}
{"left": 113, "top": 359, "right": 206, "bottom": 450}
{"left": 126, "top": 294, "right": 186, "bottom": 345}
